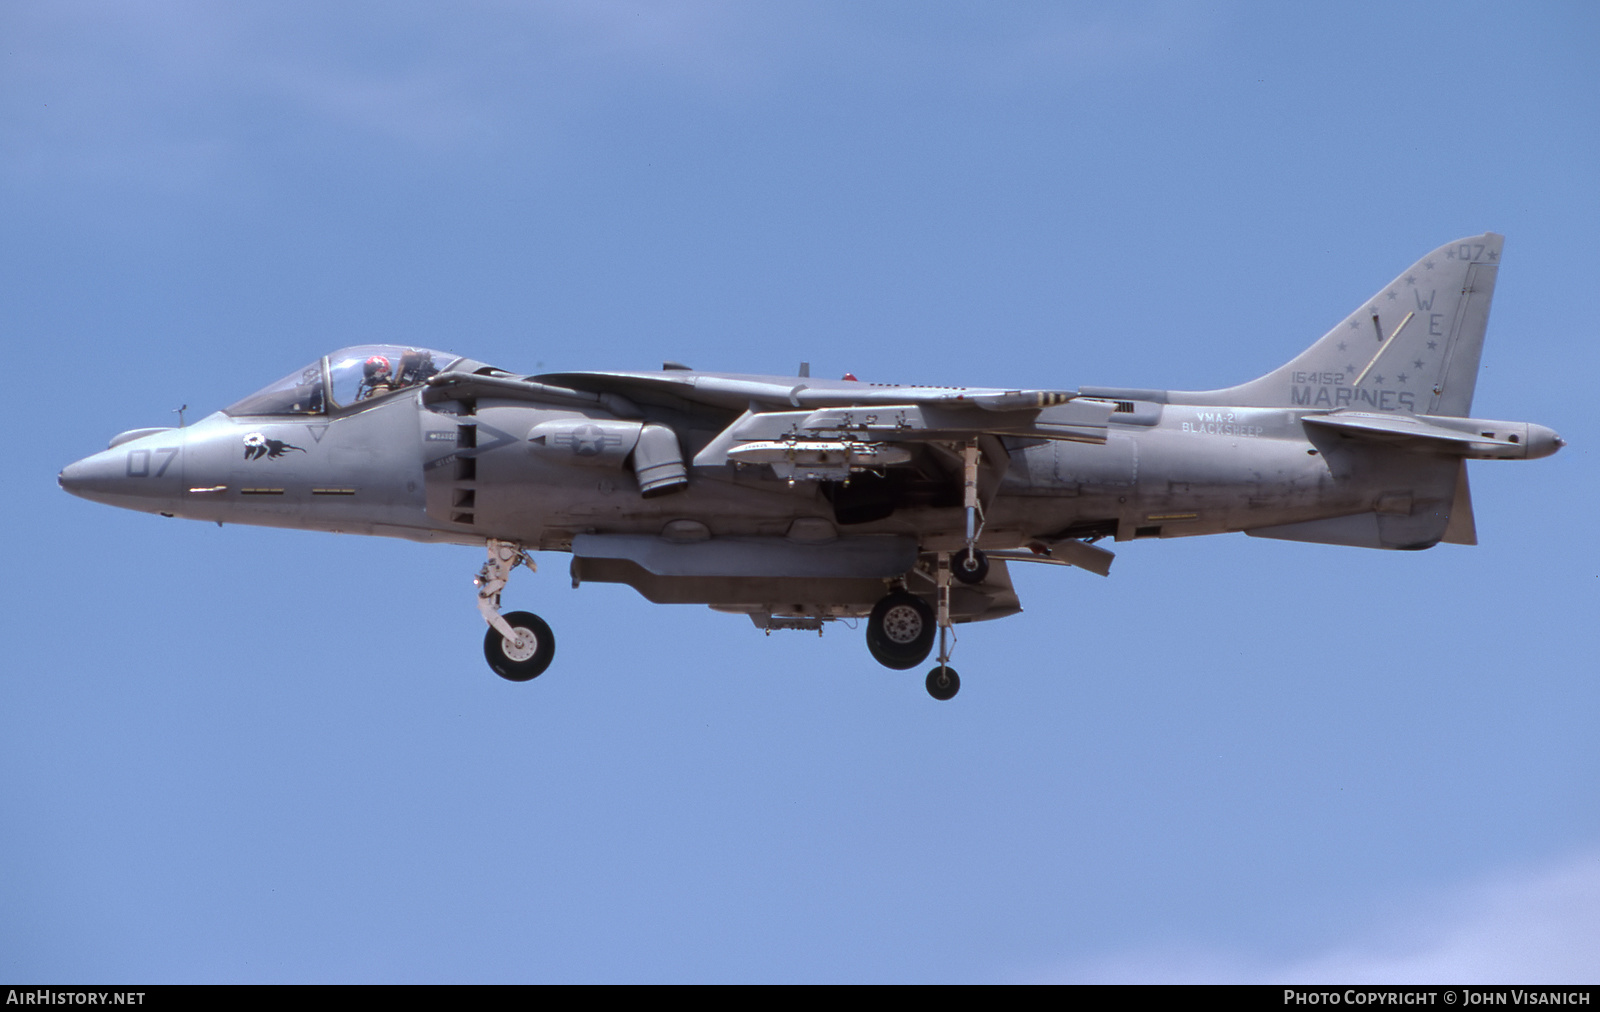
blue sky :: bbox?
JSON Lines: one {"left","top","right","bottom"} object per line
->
{"left": 3, "top": 1, "right": 1597, "bottom": 983}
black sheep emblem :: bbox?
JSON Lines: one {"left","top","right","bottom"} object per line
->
{"left": 243, "top": 433, "right": 305, "bottom": 460}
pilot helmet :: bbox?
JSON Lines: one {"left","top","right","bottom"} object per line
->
{"left": 364, "top": 355, "right": 392, "bottom": 381}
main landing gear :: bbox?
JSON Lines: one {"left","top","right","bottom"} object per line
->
{"left": 865, "top": 553, "right": 970, "bottom": 702}
{"left": 865, "top": 439, "right": 990, "bottom": 700}
{"left": 865, "top": 591, "right": 935, "bottom": 669}
{"left": 476, "top": 539, "right": 556, "bottom": 682}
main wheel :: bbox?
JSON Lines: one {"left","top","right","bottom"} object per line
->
{"left": 866, "top": 591, "right": 936, "bottom": 670}
{"left": 925, "top": 665, "right": 960, "bottom": 701}
{"left": 484, "top": 610, "right": 556, "bottom": 682}
{"left": 951, "top": 547, "right": 989, "bottom": 585}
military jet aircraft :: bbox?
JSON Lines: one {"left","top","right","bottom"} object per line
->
{"left": 59, "top": 234, "right": 1561, "bottom": 699}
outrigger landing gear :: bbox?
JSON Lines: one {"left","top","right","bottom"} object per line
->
{"left": 475, "top": 539, "right": 556, "bottom": 682}
{"left": 952, "top": 546, "right": 988, "bottom": 585}
{"left": 952, "top": 441, "right": 988, "bottom": 586}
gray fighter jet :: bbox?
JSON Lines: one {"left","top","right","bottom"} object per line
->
{"left": 60, "top": 234, "right": 1562, "bottom": 699}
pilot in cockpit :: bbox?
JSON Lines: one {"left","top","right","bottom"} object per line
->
{"left": 357, "top": 355, "right": 396, "bottom": 400}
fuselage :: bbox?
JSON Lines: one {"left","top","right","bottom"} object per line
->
{"left": 58, "top": 355, "right": 1561, "bottom": 558}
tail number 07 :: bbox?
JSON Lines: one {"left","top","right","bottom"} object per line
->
{"left": 126, "top": 447, "right": 178, "bottom": 478}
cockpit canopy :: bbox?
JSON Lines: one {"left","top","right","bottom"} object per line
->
{"left": 225, "top": 345, "right": 461, "bottom": 416}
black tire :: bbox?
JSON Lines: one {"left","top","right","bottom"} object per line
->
{"left": 925, "top": 666, "right": 960, "bottom": 701}
{"left": 951, "top": 547, "right": 989, "bottom": 585}
{"left": 484, "top": 610, "right": 556, "bottom": 682}
{"left": 866, "top": 592, "right": 935, "bottom": 670}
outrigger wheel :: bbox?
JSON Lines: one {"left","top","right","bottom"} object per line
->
{"left": 866, "top": 591, "right": 936, "bottom": 670}
{"left": 951, "top": 546, "right": 989, "bottom": 585}
{"left": 926, "top": 666, "right": 960, "bottom": 701}
{"left": 484, "top": 610, "right": 556, "bottom": 682}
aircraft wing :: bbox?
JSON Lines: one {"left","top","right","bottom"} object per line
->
{"left": 424, "top": 367, "right": 1116, "bottom": 483}
{"left": 426, "top": 368, "right": 1113, "bottom": 442}
{"left": 530, "top": 368, "right": 1089, "bottom": 414}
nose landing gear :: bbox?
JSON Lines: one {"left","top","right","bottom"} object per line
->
{"left": 476, "top": 539, "right": 556, "bottom": 682}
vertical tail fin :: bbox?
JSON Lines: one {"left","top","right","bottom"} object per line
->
{"left": 1170, "top": 234, "right": 1502, "bottom": 416}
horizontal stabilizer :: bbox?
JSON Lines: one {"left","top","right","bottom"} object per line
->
{"left": 1302, "top": 411, "right": 1560, "bottom": 460}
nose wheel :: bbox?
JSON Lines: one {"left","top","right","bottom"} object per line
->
{"left": 475, "top": 539, "right": 556, "bottom": 683}
{"left": 485, "top": 610, "right": 556, "bottom": 681}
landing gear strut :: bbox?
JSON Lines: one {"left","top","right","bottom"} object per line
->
{"left": 867, "top": 441, "right": 986, "bottom": 699}
{"left": 925, "top": 552, "right": 960, "bottom": 700}
{"left": 952, "top": 441, "right": 989, "bottom": 586}
{"left": 475, "top": 539, "right": 556, "bottom": 682}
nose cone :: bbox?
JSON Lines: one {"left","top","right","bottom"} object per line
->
{"left": 59, "top": 451, "right": 119, "bottom": 499}
{"left": 59, "top": 448, "right": 128, "bottom": 502}
{"left": 60, "top": 434, "right": 186, "bottom": 513}
{"left": 1525, "top": 424, "right": 1565, "bottom": 460}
